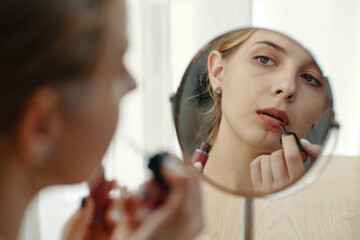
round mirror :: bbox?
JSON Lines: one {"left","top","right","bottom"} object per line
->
{"left": 172, "top": 27, "right": 339, "bottom": 197}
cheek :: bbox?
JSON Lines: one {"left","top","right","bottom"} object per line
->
{"left": 295, "top": 98, "right": 325, "bottom": 137}
{"left": 51, "top": 103, "right": 119, "bottom": 184}
{"left": 101, "top": 85, "right": 120, "bottom": 132}
{"left": 221, "top": 75, "right": 263, "bottom": 138}
{"left": 222, "top": 69, "right": 266, "bottom": 115}
{"left": 83, "top": 84, "right": 120, "bottom": 157}
{"left": 222, "top": 76, "right": 248, "bottom": 120}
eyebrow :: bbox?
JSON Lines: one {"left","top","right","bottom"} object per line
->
{"left": 254, "top": 41, "right": 286, "bottom": 53}
{"left": 255, "top": 40, "right": 325, "bottom": 79}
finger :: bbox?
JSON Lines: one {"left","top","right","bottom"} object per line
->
{"left": 105, "top": 198, "right": 122, "bottom": 228}
{"left": 111, "top": 221, "right": 132, "bottom": 240}
{"left": 140, "top": 179, "right": 167, "bottom": 209}
{"left": 300, "top": 139, "right": 322, "bottom": 160}
{"left": 270, "top": 150, "right": 289, "bottom": 184}
{"left": 260, "top": 156, "right": 273, "bottom": 190}
{"left": 109, "top": 182, "right": 122, "bottom": 200}
{"left": 161, "top": 157, "right": 202, "bottom": 219}
{"left": 160, "top": 157, "right": 189, "bottom": 187}
{"left": 160, "top": 155, "right": 201, "bottom": 209}
{"left": 281, "top": 135, "right": 306, "bottom": 181}
{"left": 163, "top": 160, "right": 202, "bottom": 209}
{"left": 111, "top": 198, "right": 139, "bottom": 240}
{"left": 61, "top": 197, "right": 95, "bottom": 240}
{"left": 108, "top": 180, "right": 119, "bottom": 190}
{"left": 193, "top": 162, "right": 203, "bottom": 172}
{"left": 118, "top": 192, "right": 145, "bottom": 229}
{"left": 250, "top": 157, "right": 262, "bottom": 190}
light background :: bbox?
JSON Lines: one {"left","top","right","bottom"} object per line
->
{"left": 19, "top": 0, "right": 360, "bottom": 239}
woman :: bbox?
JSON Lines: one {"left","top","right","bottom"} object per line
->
{"left": 200, "top": 28, "right": 327, "bottom": 195}
{"left": 0, "top": 0, "right": 202, "bottom": 239}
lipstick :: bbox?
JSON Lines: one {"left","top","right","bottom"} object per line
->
{"left": 191, "top": 142, "right": 211, "bottom": 171}
{"left": 279, "top": 124, "right": 308, "bottom": 163}
{"left": 148, "top": 153, "right": 169, "bottom": 192}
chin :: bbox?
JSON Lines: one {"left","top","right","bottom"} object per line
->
{"left": 246, "top": 132, "right": 282, "bottom": 154}
{"left": 256, "top": 143, "right": 281, "bottom": 155}
{"left": 56, "top": 167, "right": 97, "bottom": 185}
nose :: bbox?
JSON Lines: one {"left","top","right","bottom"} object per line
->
{"left": 127, "top": 71, "right": 136, "bottom": 92}
{"left": 124, "top": 67, "right": 137, "bottom": 93}
{"left": 272, "top": 73, "right": 297, "bottom": 102}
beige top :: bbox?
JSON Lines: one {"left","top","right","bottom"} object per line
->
{"left": 196, "top": 156, "right": 360, "bottom": 240}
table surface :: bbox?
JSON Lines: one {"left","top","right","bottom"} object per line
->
{"left": 196, "top": 155, "right": 360, "bottom": 240}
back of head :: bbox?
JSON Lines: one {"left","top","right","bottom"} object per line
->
{"left": 0, "top": 0, "right": 112, "bottom": 135}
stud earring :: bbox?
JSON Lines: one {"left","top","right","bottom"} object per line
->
{"left": 215, "top": 87, "right": 222, "bottom": 95}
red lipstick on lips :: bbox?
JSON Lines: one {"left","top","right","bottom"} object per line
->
{"left": 257, "top": 108, "right": 289, "bottom": 129}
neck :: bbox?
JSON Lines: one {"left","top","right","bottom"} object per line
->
{"left": 0, "top": 157, "right": 41, "bottom": 240}
{"left": 203, "top": 119, "right": 262, "bottom": 194}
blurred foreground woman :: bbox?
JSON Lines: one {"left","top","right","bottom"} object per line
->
{"left": 0, "top": 0, "right": 202, "bottom": 239}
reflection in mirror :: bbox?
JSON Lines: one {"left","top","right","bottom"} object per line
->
{"left": 173, "top": 28, "right": 337, "bottom": 197}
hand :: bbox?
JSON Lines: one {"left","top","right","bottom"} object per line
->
{"left": 61, "top": 197, "right": 95, "bottom": 240}
{"left": 250, "top": 135, "right": 321, "bottom": 195}
{"left": 61, "top": 195, "right": 120, "bottom": 240}
{"left": 112, "top": 156, "right": 203, "bottom": 240}
{"left": 300, "top": 138, "right": 322, "bottom": 163}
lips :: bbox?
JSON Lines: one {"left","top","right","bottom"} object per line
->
{"left": 257, "top": 108, "right": 289, "bottom": 129}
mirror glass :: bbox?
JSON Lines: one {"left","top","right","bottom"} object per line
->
{"left": 172, "top": 28, "right": 338, "bottom": 197}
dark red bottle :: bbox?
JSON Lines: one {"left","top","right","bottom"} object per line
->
{"left": 191, "top": 142, "right": 211, "bottom": 170}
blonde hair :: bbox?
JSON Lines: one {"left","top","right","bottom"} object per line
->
{"left": 201, "top": 28, "right": 257, "bottom": 146}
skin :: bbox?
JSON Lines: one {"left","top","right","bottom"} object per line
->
{"left": 0, "top": 0, "right": 202, "bottom": 239}
{"left": 204, "top": 29, "right": 328, "bottom": 195}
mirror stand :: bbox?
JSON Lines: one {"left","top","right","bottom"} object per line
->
{"left": 242, "top": 197, "right": 254, "bottom": 240}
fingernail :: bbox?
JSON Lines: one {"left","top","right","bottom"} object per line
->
{"left": 109, "top": 187, "right": 121, "bottom": 199}
{"left": 301, "top": 139, "right": 311, "bottom": 146}
{"left": 193, "top": 162, "right": 203, "bottom": 171}
{"left": 81, "top": 197, "right": 86, "bottom": 208}
{"left": 109, "top": 209, "right": 121, "bottom": 222}
{"left": 120, "top": 186, "right": 130, "bottom": 198}
{"left": 163, "top": 157, "right": 183, "bottom": 175}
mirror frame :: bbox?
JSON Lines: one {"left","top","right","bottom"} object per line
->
{"left": 171, "top": 28, "right": 340, "bottom": 198}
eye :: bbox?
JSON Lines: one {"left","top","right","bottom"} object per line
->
{"left": 256, "top": 56, "right": 275, "bottom": 66}
{"left": 301, "top": 73, "right": 322, "bottom": 87}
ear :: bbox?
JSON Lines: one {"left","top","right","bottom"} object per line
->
{"left": 208, "top": 50, "right": 225, "bottom": 91}
{"left": 16, "top": 87, "right": 62, "bottom": 167}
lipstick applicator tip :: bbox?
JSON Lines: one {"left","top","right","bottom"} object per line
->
{"left": 279, "top": 123, "right": 287, "bottom": 135}
{"left": 278, "top": 122, "right": 309, "bottom": 163}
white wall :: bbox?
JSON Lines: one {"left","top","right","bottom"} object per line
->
{"left": 252, "top": 0, "right": 360, "bottom": 156}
